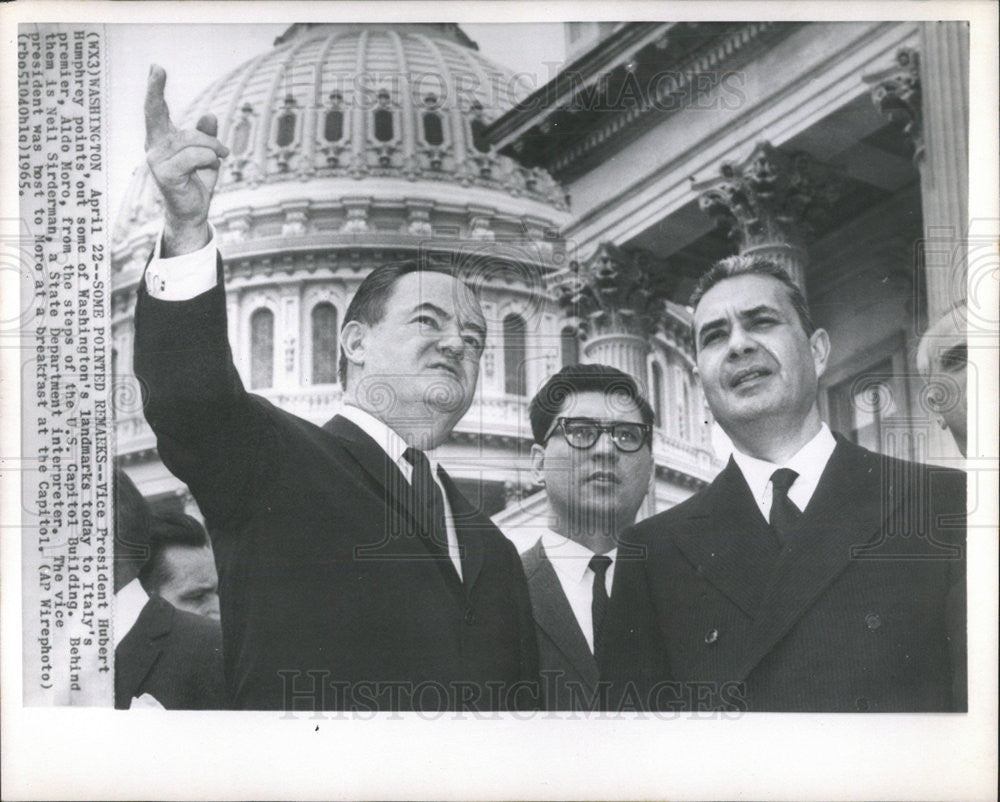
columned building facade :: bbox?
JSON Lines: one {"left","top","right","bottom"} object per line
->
{"left": 111, "top": 22, "right": 718, "bottom": 547}
{"left": 487, "top": 20, "right": 970, "bottom": 472}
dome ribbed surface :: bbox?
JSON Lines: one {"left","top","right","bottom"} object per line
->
{"left": 114, "top": 23, "right": 567, "bottom": 245}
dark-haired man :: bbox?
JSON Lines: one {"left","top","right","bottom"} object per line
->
{"left": 520, "top": 364, "right": 664, "bottom": 710}
{"left": 140, "top": 512, "right": 220, "bottom": 620}
{"left": 113, "top": 470, "right": 227, "bottom": 710}
{"left": 611, "top": 255, "right": 966, "bottom": 712}
{"left": 133, "top": 66, "right": 537, "bottom": 710}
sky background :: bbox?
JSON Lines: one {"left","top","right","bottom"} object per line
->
{"left": 105, "top": 23, "right": 568, "bottom": 222}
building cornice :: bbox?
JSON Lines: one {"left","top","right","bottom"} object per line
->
{"left": 486, "top": 22, "right": 801, "bottom": 181}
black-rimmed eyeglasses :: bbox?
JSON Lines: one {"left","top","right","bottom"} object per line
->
{"left": 543, "top": 417, "right": 652, "bottom": 453}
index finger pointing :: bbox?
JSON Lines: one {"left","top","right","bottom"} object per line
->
{"left": 144, "top": 64, "right": 173, "bottom": 148}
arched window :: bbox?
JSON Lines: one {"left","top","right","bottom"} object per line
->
{"left": 503, "top": 314, "right": 527, "bottom": 396}
{"left": 651, "top": 361, "right": 663, "bottom": 428}
{"left": 276, "top": 96, "right": 298, "bottom": 148}
{"left": 231, "top": 118, "right": 251, "bottom": 156}
{"left": 680, "top": 380, "right": 691, "bottom": 440}
{"left": 423, "top": 112, "right": 443, "bottom": 146}
{"left": 276, "top": 113, "right": 296, "bottom": 147}
{"left": 250, "top": 308, "right": 274, "bottom": 390}
{"left": 324, "top": 109, "right": 344, "bottom": 142}
{"left": 560, "top": 326, "right": 578, "bottom": 368}
{"left": 311, "top": 303, "right": 338, "bottom": 385}
{"left": 470, "top": 118, "right": 491, "bottom": 153}
{"left": 373, "top": 90, "right": 394, "bottom": 142}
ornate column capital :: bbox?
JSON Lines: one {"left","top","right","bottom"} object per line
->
{"left": 694, "top": 141, "right": 843, "bottom": 255}
{"left": 863, "top": 47, "right": 923, "bottom": 162}
{"left": 554, "top": 242, "right": 670, "bottom": 342}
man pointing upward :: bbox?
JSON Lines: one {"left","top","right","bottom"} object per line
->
{"left": 134, "top": 66, "right": 538, "bottom": 711}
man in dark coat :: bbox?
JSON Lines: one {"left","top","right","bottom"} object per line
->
{"left": 132, "top": 66, "right": 537, "bottom": 711}
{"left": 113, "top": 469, "right": 228, "bottom": 710}
{"left": 518, "top": 365, "right": 662, "bottom": 711}
{"left": 609, "top": 255, "right": 966, "bottom": 712}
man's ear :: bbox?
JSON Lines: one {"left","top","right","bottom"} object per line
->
{"left": 810, "top": 327, "right": 831, "bottom": 379}
{"left": 340, "top": 320, "right": 367, "bottom": 371}
{"left": 530, "top": 443, "right": 546, "bottom": 486}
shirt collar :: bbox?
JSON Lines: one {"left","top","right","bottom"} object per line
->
{"left": 339, "top": 402, "right": 437, "bottom": 472}
{"left": 114, "top": 578, "right": 149, "bottom": 647}
{"left": 541, "top": 528, "right": 617, "bottom": 585}
{"left": 731, "top": 423, "right": 837, "bottom": 507}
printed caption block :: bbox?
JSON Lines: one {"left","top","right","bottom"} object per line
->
{"left": 17, "top": 24, "right": 113, "bottom": 705}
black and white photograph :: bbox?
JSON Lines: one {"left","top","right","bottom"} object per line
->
{"left": 2, "top": 2, "right": 997, "bottom": 799}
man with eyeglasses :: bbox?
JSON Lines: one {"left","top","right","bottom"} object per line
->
{"left": 519, "top": 364, "right": 664, "bottom": 710}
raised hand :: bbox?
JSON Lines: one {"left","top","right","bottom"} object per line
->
{"left": 145, "top": 64, "right": 230, "bottom": 256}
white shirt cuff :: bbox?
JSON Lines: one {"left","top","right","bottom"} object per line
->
{"left": 144, "top": 225, "right": 219, "bottom": 301}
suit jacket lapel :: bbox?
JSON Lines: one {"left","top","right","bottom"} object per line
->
{"left": 522, "top": 541, "right": 599, "bottom": 686}
{"left": 672, "top": 459, "right": 782, "bottom": 617}
{"left": 736, "top": 439, "right": 888, "bottom": 679}
{"left": 115, "top": 597, "right": 173, "bottom": 705}
{"left": 323, "top": 414, "right": 413, "bottom": 514}
{"left": 324, "top": 415, "right": 465, "bottom": 598}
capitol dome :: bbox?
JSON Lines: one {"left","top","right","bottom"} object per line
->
{"left": 111, "top": 22, "right": 583, "bottom": 516}
{"left": 113, "top": 23, "right": 569, "bottom": 252}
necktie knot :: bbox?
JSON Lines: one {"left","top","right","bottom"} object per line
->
{"left": 403, "top": 446, "right": 430, "bottom": 471}
{"left": 770, "top": 468, "right": 798, "bottom": 494}
{"left": 589, "top": 554, "right": 612, "bottom": 579}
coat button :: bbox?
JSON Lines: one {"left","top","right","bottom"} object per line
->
{"left": 464, "top": 608, "right": 475, "bottom": 625}
{"left": 704, "top": 628, "right": 719, "bottom": 644}
{"left": 864, "top": 613, "right": 882, "bottom": 630}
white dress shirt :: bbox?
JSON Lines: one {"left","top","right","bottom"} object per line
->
{"left": 730, "top": 423, "right": 838, "bottom": 522}
{"left": 540, "top": 529, "right": 616, "bottom": 654}
{"left": 144, "top": 226, "right": 219, "bottom": 300}
{"left": 114, "top": 577, "right": 149, "bottom": 647}
{"left": 338, "top": 404, "right": 463, "bottom": 580}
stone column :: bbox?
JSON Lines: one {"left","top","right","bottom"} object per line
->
{"left": 554, "top": 243, "right": 667, "bottom": 395}
{"left": 693, "top": 141, "right": 842, "bottom": 295}
{"left": 920, "top": 23, "right": 969, "bottom": 317}
{"left": 866, "top": 32, "right": 968, "bottom": 322}
{"left": 865, "top": 31, "right": 970, "bottom": 463}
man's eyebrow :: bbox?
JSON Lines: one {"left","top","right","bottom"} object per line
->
{"left": 696, "top": 317, "right": 727, "bottom": 339}
{"left": 409, "top": 302, "right": 450, "bottom": 319}
{"left": 410, "top": 303, "right": 486, "bottom": 339}
{"left": 738, "top": 304, "right": 782, "bottom": 319}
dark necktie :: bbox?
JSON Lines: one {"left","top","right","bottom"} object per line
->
{"left": 769, "top": 468, "right": 801, "bottom": 544}
{"left": 589, "top": 554, "right": 612, "bottom": 657}
{"left": 402, "top": 447, "right": 449, "bottom": 560}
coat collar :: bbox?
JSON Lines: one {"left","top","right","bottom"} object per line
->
{"left": 671, "top": 457, "right": 782, "bottom": 617}
{"left": 522, "top": 540, "right": 599, "bottom": 687}
{"left": 114, "top": 596, "right": 175, "bottom": 705}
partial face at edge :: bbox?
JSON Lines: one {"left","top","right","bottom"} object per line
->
{"left": 157, "top": 544, "right": 220, "bottom": 620}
